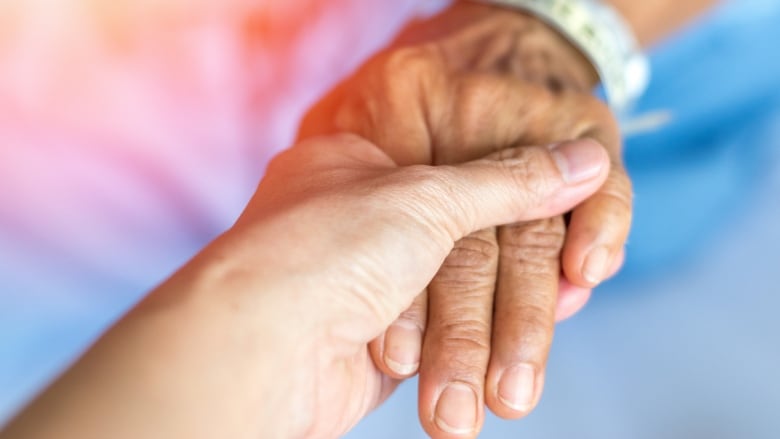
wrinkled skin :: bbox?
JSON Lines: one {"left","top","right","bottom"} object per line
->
{"left": 299, "top": 3, "right": 632, "bottom": 437}
{"left": 0, "top": 135, "right": 611, "bottom": 439}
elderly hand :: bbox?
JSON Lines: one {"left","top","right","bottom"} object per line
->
{"left": 0, "top": 134, "right": 610, "bottom": 439}
{"left": 299, "top": 2, "right": 632, "bottom": 435}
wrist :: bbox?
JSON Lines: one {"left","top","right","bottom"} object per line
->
{"left": 414, "top": 1, "right": 600, "bottom": 93}
{"left": 461, "top": 0, "right": 652, "bottom": 110}
{"left": 517, "top": 11, "right": 601, "bottom": 91}
{"left": 469, "top": 0, "right": 601, "bottom": 87}
{"left": 153, "top": 239, "right": 315, "bottom": 437}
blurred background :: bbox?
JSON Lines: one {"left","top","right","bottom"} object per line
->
{"left": 1, "top": 0, "right": 778, "bottom": 437}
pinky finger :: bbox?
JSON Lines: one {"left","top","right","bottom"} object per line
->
{"left": 555, "top": 248, "right": 625, "bottom": 322}
{"left": 562, "top": 167, "right": 633, "bottom": 288}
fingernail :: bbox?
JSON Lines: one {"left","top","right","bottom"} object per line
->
{"left": 435, "top": 383, "right": 478, "bottom": 435}
{"left": 549, "top": 140, "right": 605, "bottom": 184}
{"left": 383, "top": 320, "right": 422, "bottom": 376}
{"left": 497, "top": 364, "right": 536, "bottom": 412}
{"left": 583, "top": 246, "right": 611, "bottom": 285}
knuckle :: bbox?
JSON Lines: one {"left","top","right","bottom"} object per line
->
{"left": 436, "top": 320, "right": 493, "bottom": 357}
{"left": 381, "top": 44, "right": 442, "bottom": 84}
{"left": 331, "top": 44, "right": 443, "bottom": 139}
{"left": 500, "top": 219, "right": 565, "bottom": 269}
{"left": 495, "top": 148, "right": 555, "bottom": 204}
{"left": 443, "top": 232, "right": 499, "bottom": 271}
{"left": 500, "top": 309, "right": 555, "bottom": 350}
{"left": 428, "top": 295, "right": 494, "bottom": 362}
{"left": 516, "top": 303, "right": 555, "bottom": 334}
{"left": 453, "top": 76, "right": 550, "bottom": 145}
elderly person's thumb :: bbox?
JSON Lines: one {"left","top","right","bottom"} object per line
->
{"left": 242, "top": 135, "right": 610, "bottom": 337}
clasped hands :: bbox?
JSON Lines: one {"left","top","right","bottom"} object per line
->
{"left": 0, "top": 4, "right": 634, "bottom": 439}
{"left": 294, "top": 4, "right": 632, "bottom": 438}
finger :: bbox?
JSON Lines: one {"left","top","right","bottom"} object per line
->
{"left": 369, "top": 290, "right": 428, "bottom": 378}
{"left": 562, "top": 163, "right": 633, "bottom": 288}
{"left": 418, "top": 229, "right": 498, "bottom": 438}
{"left": 542, "top": 100, "right": 630, "bottom": 289}
{"left": 607, "top": 247, "right": 626, "bottom": 278}
{"left": 328, "top": 138, "right": 609, "bottom": 336}
{"left": 387, "top": 139, "right": 610, "bottom": 250}
{"left": 485, "top": 218, "right": 563, "bottom": 419}
{"left": 554, "top": 279, "right": 591, "bottom": 322}
{"left": 264, "top": 136, "right": 609, "bottom": 339}
{"left": 555, "top": 248, "right": 625, "bottom": 321}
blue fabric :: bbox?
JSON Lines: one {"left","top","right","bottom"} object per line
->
{"left": 620, "top": 0, "right": 780, "bottom": 276}
{"left": 1, "top": 0, "right": 778, "bottom": 436}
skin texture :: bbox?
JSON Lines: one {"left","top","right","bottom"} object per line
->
{"left": 299, "top": 4, "right": 629, "bottom": 436}
{"left": 0, "top": 135, "right": 611, "bottom": 439}
{"left": 0, "top": 2, "right": 719, "bottom": 439}
{"left": 297, "top": 2, "right": 718, "bottom": 435}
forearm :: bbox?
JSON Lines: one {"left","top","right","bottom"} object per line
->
{"left": 0, "top": 246, "right": 300, "bottom": 439}
{"left": 607, "top": 0, "right": 719, "bottom": 46}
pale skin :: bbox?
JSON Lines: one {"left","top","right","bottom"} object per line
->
{"left": 0, "top": 1, "right": 718, "bottom": 439}
{"left": 0, "top": 135, "right": 611, "bottom": 439}
{"left": 298, "top": 1, "right": 717, "bottom": 437}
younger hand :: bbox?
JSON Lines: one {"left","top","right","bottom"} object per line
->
{"left": 0, "top": 134, "right": 610, "bottom": 439}
{"left": 235, "top": 134, "right": 612, "bottom": 437}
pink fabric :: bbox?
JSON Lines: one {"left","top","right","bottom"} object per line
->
{"left": 0, "top": 0, "right": 449, "bottom": 294}
{"left": 0, "top": 0, "right": 448, "bottom": 421}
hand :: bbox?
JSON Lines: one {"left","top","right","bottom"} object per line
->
{"left": 0, "top": 134, "right": 610, "bottom": 439}
{"left": 298, "top": 2, "right": 632, "bottom": 435}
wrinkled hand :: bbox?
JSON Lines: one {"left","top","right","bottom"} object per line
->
{"left": 0, "top": 134, "right": 609, "bottom": 439}
{"left": 237, "top": 134, "right": 609, "bottom": 438}
{"left": 299, "top": 3, "right": 632, "bottom": 436}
